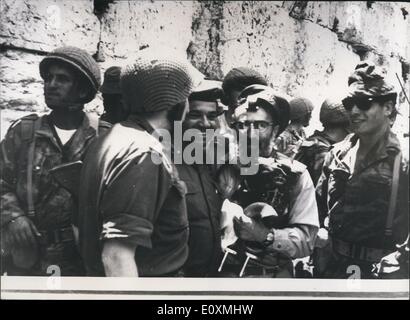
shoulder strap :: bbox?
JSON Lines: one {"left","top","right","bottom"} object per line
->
{"left": 87, "top": 113, "right": 99, "bottom": 137}
{"left": 25, "top": 116, "right": 43, "bottom": 218}
{"left": 384, "top": 151, "right": 402, "bottom": 237}
{"left": 20, "top": 114, "right": 39, "bottom": 142}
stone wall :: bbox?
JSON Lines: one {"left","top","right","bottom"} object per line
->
{"left": 1, "top": 0, "right": 409, "bottom": 154}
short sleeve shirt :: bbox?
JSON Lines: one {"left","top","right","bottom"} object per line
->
{"left": 79, "top": 116, "right": 189, "bottom": 276}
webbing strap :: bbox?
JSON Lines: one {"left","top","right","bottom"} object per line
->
{"left": 26, "top": 117, "right": 42, "bottom": 218}
{"left": 87, "top": 113, "right": 99, "bottom": 137}
{"left": 384, "top": 151, "right": 402, "bottom": 237}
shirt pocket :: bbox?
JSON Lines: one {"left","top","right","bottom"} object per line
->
{"left": 360, "top": 174, "right": 391, "bottom": 203}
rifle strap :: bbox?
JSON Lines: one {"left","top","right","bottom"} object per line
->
{"left": 23, "top": 116, "right": 42, "bottom": 218}
{"left": 384, "top": 151, "right": 402, "bottom": 238}
{"left": 87, "top": 113, "right": 99, "bottom": 137}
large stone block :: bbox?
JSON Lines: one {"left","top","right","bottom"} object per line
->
{"left": 99, "top": 0, "right": 195, "bottom": 60}
{"left": 200, "top": 2, "right": 357, "bottom": 134}
{"left": 0, "top": 50, "right": 45, "bottom": 111}
{"left": 190, "top": 1, "right": 408, "bottom": 140}
{"left": 289, "top": 1, "right": 410, "bottom": 61}
{"left": 0, "top": 0, "right": 100, "bottom": 53}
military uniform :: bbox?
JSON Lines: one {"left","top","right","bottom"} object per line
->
{"left": 316, "top": 131, "right": 409, "bottom": 278}
{"left": 0, "top": 112, "right": 110, "bottom": 276}
{"left": 220, "top": 153, "right": 319, "bottom": 277}
{"left": 177, "top": 164, "right": 223, "bottom": 277}
{"left": 295, "top": 131, "right": 335, "bottom": 186}
{"left": 275, "top": 126, "right": 306, "bottom": 158}
{"left": 78, "top": 116, "right": 189, "bottom": 277}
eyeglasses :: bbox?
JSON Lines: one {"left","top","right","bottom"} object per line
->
{"left": 342, "top": 96, "right": 392, "bottom": 112}
{"left": 231, "top": 120, "right": 275, "bottom": 132}
{"left": 185, "top": 110, "right": 224, "bottom": 121}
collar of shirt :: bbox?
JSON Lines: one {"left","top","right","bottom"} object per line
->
{"left": 126, "top": 115, "right": 155, "bottom": 134}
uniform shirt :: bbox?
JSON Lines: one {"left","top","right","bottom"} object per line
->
{"left": 316, "top": 130, "right": 409, "bottom": 250}
{"left": 275, "top": 125, "right": 306, "bottom": 158}
{"left": 78, "top": 116, "right": 189, "bottom": 276}
{"left": 295, "top": 130, "right": 335, "bottom": 185}
{"left": 177, "top": 164, "right": 223, "bottom": 277}
{"left": 0, "top": 113, "right": 109, "bottom": 230}
{"left": 232, "top": 153, "right": 319, "bottom": 259}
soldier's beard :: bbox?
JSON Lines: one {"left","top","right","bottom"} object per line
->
{"left": 248, "top": 137, "right": 272, "bottom": 158}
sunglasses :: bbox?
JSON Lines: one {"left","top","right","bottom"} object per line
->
{"left": 231, "top": 120, "right": 275, "bottom": 132}
{"left": 342, "top": 96, "right": 392, "bottom": 112}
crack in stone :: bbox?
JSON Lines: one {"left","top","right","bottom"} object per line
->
{"left": 0, "top": 43, "right": 48, "bottom": 55}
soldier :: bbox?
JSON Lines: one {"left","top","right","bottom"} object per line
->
{"left": 99, "top": 66, "right": 129, "bottom": 124}
{"left": 218, "top": 84, "right": 319, "bottom": 278}
{"left": 0, "top": 46, "right": 110, "bottom": 276}
{"left": 78, "top": 53, "right": 194, "bottom": 277}
{"left": 177, "top": 79, "right": 225, "bottom": 277}
{"left": 316, "top": 61, "right": 409, "bottom": 279}
{"left": 275, "top": 97, "right": 314, "bottom": 157}
{"left": 295, "top": 98, "right": 351, "bottom": 186}
{"left": 222, "top": 67, "right": 268, "bottom": 124}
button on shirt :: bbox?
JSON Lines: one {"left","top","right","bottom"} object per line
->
{"left": 177, "top": 164, "right": 223, "bottom": 277}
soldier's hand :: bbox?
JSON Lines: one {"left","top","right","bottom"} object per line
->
{"left": 315, "top": 228, "right": 329, "bottom": 248}
{"left": 7, "top": 216, "right": 41, "bottom": 248}
{"left": 233, "top": 216, "right": 269, "bottom": 243}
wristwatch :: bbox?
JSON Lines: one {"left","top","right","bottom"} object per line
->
{"left": 262, "top": 229, "right": 275, "bottom": 247}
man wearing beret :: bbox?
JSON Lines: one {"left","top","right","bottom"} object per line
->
{"left": 0, "top": 46, "right": 110, "bottom": 276}
{"left": 218, "top": 84, "right": 319, "bottom": 277}
{"left": 316, "top": 61, "right": 409, "bottom": 278}
{"left": 100, "top": 66, "right": 129, "bottom": 124}
{"left": 78, "top": 52, "right": 195, "bottom": 277}
{"left": 177, "top": 79, "right": 225, "bottom": 277}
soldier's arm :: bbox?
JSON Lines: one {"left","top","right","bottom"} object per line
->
{"left": 102, "top": 239, "right": 138, "bottom": 277}
{"left": 265, "top": 170, "right": 319, "bottom": 258}
{"left": 0, "top": 123, "right": 26, "bottom": 228}
{"left": 98, "top": 152, "right": 170, "bottom": 276}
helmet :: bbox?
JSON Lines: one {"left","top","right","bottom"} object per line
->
{"left": 39, "top": 46, "right": 101, "bottom": 103}
{"left": 234, "top": 84, "right": 290, "bottom": 137}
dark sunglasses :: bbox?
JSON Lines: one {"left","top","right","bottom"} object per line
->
{"left": 342, "top": 95, "right": 393, "bottom": 112}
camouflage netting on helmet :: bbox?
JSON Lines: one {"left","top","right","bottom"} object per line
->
{"left": 346, "top": 61, "right": 397, "bottom": 98}
{"left": 320, "top": 98, "right": 350, "bottom": 126}
{"left": 120, "top": 51, "right": 195, "bottom": 114}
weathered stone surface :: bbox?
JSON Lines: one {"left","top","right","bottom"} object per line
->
{"left": 99, "top": 0, "right": 195, "bottom": 59}
{"left": 189, "top": 1, "right": 409, "bottom": 142}
{"left": 0, "top": 50, "right": 45, "bottom": 111}
{"left": 188, "top": 1, "right": 225, "bottom": 79}
{"left": 190, "top": 2, "right": 359, "bottom": 134}
{"left": 288, "top": 1, "right": 410, "bottom": 61}
{"left": 0, "top": 0, "right": 408, "bottom": 152}
{"left": 0, "top": 0, "right": 100, "bottom": 53}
